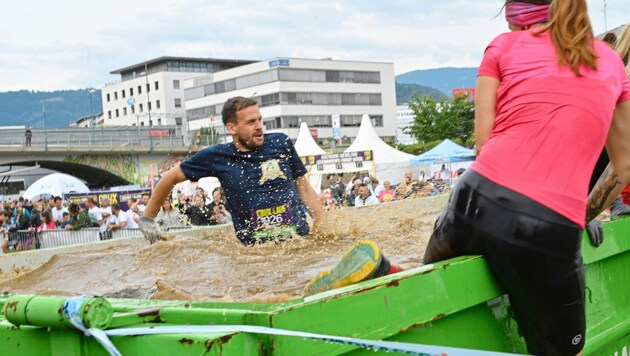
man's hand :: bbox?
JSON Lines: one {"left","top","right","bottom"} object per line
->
{"left": 139, "top": 216, "right": 163, "bottom": 243}
{"left": 585, "top": 220, "right": 603, "bottom": 247}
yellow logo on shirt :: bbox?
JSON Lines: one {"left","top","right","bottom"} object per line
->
{"left": 259, "top": 159, "right": 287, "bottom": 184}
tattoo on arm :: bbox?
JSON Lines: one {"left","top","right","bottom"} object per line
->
{"left": 586, "top": 168, "right": 622, "bottom": 222}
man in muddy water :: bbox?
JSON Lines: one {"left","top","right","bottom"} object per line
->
{"left": 139, "top": 96, "right": 323, "bottom": 245}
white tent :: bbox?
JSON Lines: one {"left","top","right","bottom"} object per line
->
{"left": 294, "top": 122, "right": 326, "bottom": 156}
{"left": 345, "top": 114, "right": 415, "bottom": 184}
{"left": 22, "top": 173, "right": 90, "bottom": 200}
{"left": 294, "top": 122, "right": 327, "bottom": 192}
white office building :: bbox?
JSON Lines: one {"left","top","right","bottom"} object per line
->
{"left": 183, "top": 57, "right": 397, "bottom": 142}
{"left": 396, "top": 105, "right": 417, "bottom": 145}
{"left": 101, "top": 57, "right": 254, "bottom": 130}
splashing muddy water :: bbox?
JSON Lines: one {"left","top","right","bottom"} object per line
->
{"left": 0, "top": 195, "right": 448, "bottom": 302}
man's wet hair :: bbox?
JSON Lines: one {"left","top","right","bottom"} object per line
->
{"left": 221, "top": 96, "right": 258, "bottom": 125}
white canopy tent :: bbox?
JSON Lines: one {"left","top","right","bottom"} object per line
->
{"left": 344, "top": 115, "right": 415, "bottom": 184}
{"left": 294, "top": 122, "right": 327, "bottom": 193}
{"left": 22, "top": 173, "right": 90, "bottom": 200}
{"left": 294, "top": 122, "right": 327, "bottom": 157}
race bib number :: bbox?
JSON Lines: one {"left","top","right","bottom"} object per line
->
{"left": 251, "top": 204, "right": 297, "bottom": 240}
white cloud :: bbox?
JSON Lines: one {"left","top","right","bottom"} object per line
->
{"left": 0, "top": 0, "right": 626, "bottom": 91}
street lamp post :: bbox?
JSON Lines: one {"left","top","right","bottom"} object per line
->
{"left": 40, "top": 97, "right": 64, "bottom": 153}
{"left": 89, "top": 89, "right": 96, "bottom": 144}
{"left": 141, "top": 64, "right": 153, "bottom": 153}
{"left": 42, "top": 103, "right": 48, "bottom": 153}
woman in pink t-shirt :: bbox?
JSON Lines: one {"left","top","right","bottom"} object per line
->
{"left": 305, "top": 2, "right": 630, "bottom": 354}
{"left": 423, "top": 1, "right": 630, "bottom": 355}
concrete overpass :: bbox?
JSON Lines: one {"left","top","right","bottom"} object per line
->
{"left": 0, "top": 126, "right": 218, "bottom": 192}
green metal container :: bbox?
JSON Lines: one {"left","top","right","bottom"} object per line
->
{"left": 0, "top": 219, "right": 628, "bottom": 355}
{"left": 3, "top": 294, "right": 112, "bottom": 330}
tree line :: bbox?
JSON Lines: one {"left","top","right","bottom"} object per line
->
{"left": 397, "top": 93, "right": 475, "bottom": 155}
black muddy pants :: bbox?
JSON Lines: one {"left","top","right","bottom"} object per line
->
{"left": 424, "top": 169, "right": 585, "bottom": 356}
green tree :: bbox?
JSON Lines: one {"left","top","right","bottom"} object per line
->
{"left": 405, "top": 94, "right": 475, "bottom": 146}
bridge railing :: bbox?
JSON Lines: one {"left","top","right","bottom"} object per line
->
{"left": 0, "top": 126, "right": 192, "bottom": 151}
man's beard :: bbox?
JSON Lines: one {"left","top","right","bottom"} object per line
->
{"left": 236, "top": 132, "right": 263, "bottom": 151}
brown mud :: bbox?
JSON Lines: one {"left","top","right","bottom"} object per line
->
{"left": 0, "top": 195, "right": 447, "bottom": 302}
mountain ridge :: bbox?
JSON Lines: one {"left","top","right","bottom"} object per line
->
{"left": 0, "top": 67, "right": 477, "bottom": 128}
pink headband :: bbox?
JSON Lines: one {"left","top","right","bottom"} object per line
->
{"left": 505, "top": 2, "right": 549, "bottom": 27}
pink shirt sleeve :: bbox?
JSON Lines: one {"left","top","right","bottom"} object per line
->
{"left": 478, "top": 35, "right": 503, "bottom": 79}
{"left": 619, "top": 73, "right": 630, "bottom": 103}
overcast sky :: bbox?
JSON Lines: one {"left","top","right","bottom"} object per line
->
{"left": 0, "top": 0, "right": 626, "bottom": 92}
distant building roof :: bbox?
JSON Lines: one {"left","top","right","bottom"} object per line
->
{"left": 109, "top": 56, "right": 257, "bottom": 75}
{"left": 596, "top": 24, "right": 626, "bottom": 40}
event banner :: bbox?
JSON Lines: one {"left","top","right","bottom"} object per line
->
{"left": 300, "top": 150, "right": 373, "bottom": 174}
{"left": 64, "top": 189, "right": 151, "bottom": 211}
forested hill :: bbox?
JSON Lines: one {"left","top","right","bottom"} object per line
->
{"left": 395, "top": 83, "right": 446, "bottom": 105}
{"left": 396, "top": 67, "right": 478, "bottom": 98}
{"left": 0, "top": 89, "right": 103, "bottom": 129}
{"left": 0, "top": 68, "right": 474, "bottom": 128}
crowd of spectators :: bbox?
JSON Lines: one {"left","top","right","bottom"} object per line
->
{"left": 0, "top": 186, "right": 233, "bottom": 253}
{"left": 321, "top": 169, "right": 458, "bottom": 210}
{"left": 171, "top": 186, "right": 232, "bottom": 227}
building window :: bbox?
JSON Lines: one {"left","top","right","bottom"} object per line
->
{"left": 139, "top": 104, "right": 143, "bottom": 112}
{"left": 148, "top": 102, "right": 152, "bottom": 111}
{"left": 114, "top": 92, "right": 118, "bottom": 100}
{"left": 295, "top": 115, "right": 332, "bottom": 128}
{"left": 115, "top": 109, "right": 119, "bottom": 117}
{"left": 284, "top": 116, "right": 299, "bottom": 128}
{"left": 107, "top": 110, "right": 111, "bottom": 119}
{"left": 175, "top": 117, "right": 182, "bottom": 125}
{"left": 157, "top": 118, "right": 162, "bottom": 126}
{"left": 173, "top": 80, "right": 180, "bottom": 89}
{"left": 106, "top": 93, "right": 111, "bottom": 102}
{"left": 155, "top": 81, "right": 159, "bottom": 90}
{"left": 340, "top": 115, "right": 362, "bottom": 127}
{"left": 122, "top": 89, "right": 126, "bottom": 98}
{"left": 138, "top": 85, "right": 142, "bottom": 95}
{"left": 146, "top": 83, "right": 150, "bottom": 93}
{"left": 279, "top": 92, "right": 381, "bottom": 106}
{"left": 123, "top": 107, "right": 127, "bottom": 116}
{"left": 130, "top": 87, "right": 134, "bottom": 96}
{"left": 131, "top": 105, "right": 135, "bottom": 114}
{"left": 370, "top": 115, "right": 384, "bottom": 127}
{"left": 260, "top": 93, "right": 280, "bottom": 108}
{"left": 174, "top": 98, "right": 182, "bottom": 108}
{"left": 156, "top": 100, "right": 161, "bottom": 109}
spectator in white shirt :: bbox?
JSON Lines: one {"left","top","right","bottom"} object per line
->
{"left": 107, "top": 203, "right": 127, "bottom": 231}
{"left": 354, "top": 184, "right": 379, "bottom": 206}
{"left": 51, "top": 196, "right": 68, "bottom": 226}
{"left": 137, "top": 193, "right": 150, "bottom": 214}
{"left": 125, "top": 202, "right": 140, "bottom": 229}
{"left": 85, "top": 198, "right": 103, "bottom": 227}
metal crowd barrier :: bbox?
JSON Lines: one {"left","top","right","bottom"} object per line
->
{"left": 4, "top": 227, "right": 190, "bottom": 252}
{"left": 2, "top": 226, "right": 197, "bottom": 253}
{"left": 5, "top": 230, "right": 40, "bottom": 252}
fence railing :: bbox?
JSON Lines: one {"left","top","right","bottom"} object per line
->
{"left": 0, "top": 126, "right": 191, "bottom": 151}
{"left": 2, "top": 227, "right": 193, "bottom": 253}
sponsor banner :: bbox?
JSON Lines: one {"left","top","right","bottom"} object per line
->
{"left": 147, "top": 130, "right": 172, "bottom": 137}
{"left": 452, "top": 88, "right": 476, "bottom": 100}
{"left": 301, "top": 150, "right": 373, "bottom": 174}
{"left": 64, "top": 189, "right": 151, "bottom": 211}
{"left": 301, "top": 150, "right": 373, "bottom": 166}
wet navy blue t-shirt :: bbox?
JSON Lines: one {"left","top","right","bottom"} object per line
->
{"left": 179, "top": 133, "right": 309, "bottom": 245}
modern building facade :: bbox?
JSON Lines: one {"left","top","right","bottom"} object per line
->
{"left": 396, "top": 105, "right": 417, "bottom": 145}
{"left": 101, "top": 57, "right": 255, "bottom": 131}
{"left": 183, "top": 57, "right": 397, "bottom": 142}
